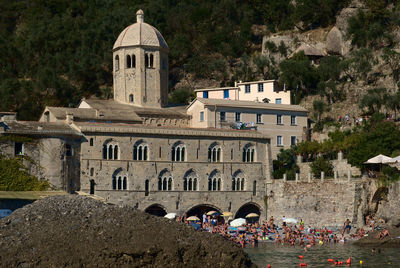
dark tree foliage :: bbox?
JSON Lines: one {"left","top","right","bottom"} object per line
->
{"left": 0, "top": 0, "right": 349, "bottom": 120}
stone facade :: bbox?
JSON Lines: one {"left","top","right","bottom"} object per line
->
{"left": 0, "top": 120, "right": 81, "bottom": 192}
{"left": 113, "top": 10, "right": 168, "bottom": 108}
{"left": 77, "top": 123, "right": 271, "bottom": 219}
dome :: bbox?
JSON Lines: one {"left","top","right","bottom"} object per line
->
{"left": 113, "top": 10, "right": 168, "bottom": 50}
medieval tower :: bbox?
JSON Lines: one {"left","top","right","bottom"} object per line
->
{"left": 112, "top": 10, "right": 169, "bottom": 108}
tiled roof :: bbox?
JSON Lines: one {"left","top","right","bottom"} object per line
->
{"left": 0, "top": 121, "right": 81, "bottom": 136}
{"left": 189, "top": 98, "right": 308, "bottom": 112}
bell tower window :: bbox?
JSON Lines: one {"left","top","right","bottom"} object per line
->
{"left": 145, "top": 53, "right": 154, "bottom": 68}
{"left": 126, "top": 55, "right": 132, "bottom": 68}
{"left": 129, "top": 94, "right": 134, "bottom": 103}
{"left": 150, "top": 54, "right": 154, "bottom": 68}
{"left": 115, "top": 55, "right": 119, "bottom": 71}
{"left": 132, "top": 55, "right": 136, "bottom": 68}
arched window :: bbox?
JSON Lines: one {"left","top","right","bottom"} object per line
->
{"left": 232, "top": 171, "right": 245, "bottom": 191}
{"left": 150, "top": 54, "right": 154, "bottom": 68}
{"left": 133, "top": 141, "right": 149, "bottom": 161}
{"left": 129, "top": 94, "right": 134, "bottom": 103}
{"left": 132, "top": 55, "right": 136, "bottom": 68}
{"left": 158, "top": 169, "right": 172, "bottom": 191}
{"left": 44, "top": 111, "right": 50, "bottom": 122}
{"left": 209, "top": 170, "right": 222, "bottom": 191}
{"left": 115, "top": 55, "right": 119, "bottom": 71}
{"left": 242, "top": 144, "right": 255, "bottom": 162}
{"left": 126, "top": 55, "right": 132, "bottom": 68}
{"left": 183, "top": 169, "right": 198, "bottom": 191}
{"left": 208, "top": 143, "right": 222, "bottom": 162}
{"left": 111, "top": 170, "right": 128, "bottom": 191}
{"left": 114, "top": 145, "right": 119, "bottom": 160}
{"left": 171, "top": 142, "right": 186, "bottom": 162}
{"left": 103, "top": 141, "right": 119, "bottom": 160}
{"left": 145, "top": 54, "right": 149, "bottom": 68}
{"left": 253, "top": 180, "right": 257, "bottom": 196}
{"left": 89, "top": 138, "right": 94, "bottom": 146}
{"left": 90, "top": 168, "right": 94, "bottom": 176}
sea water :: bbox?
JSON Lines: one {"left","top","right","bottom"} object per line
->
{"left": 245, "top": 242, "right": 399, "bottom": 267}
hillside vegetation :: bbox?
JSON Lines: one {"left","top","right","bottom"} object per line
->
{"left": 0, "top": 0, "right": 351, "bottom": 120}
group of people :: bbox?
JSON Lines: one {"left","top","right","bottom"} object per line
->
{"left": 176, "top": 213, "right": 389, "bottom": 248}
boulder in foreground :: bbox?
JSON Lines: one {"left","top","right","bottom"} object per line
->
{"left": 0, "top": 195, "right": 256, "bottom": 267}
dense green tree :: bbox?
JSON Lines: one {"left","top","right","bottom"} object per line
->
{"left": 279, "top": 51, "right": 318, "bottom": 96}
{"left": 359, "top": 88, "right": 388, "bottom": 115}
{"left": 310, "top": 156, "right": 334, "bottom": 178}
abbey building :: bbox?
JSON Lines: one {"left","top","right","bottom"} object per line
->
{"left": 0, "top": 10, "right": 308, "bottom": 219}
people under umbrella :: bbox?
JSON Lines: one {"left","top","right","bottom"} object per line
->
{"left": 172, "top": 213, "right": 381, "bottom": 248}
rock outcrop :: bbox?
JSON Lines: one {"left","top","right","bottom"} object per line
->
{"left": 0, "top": 195, "right": 256, "bottom": 268}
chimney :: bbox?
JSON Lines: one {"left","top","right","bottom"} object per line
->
{"left": 65, "top": 112, "right": 74, "bottom": 125}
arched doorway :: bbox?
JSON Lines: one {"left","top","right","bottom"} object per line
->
{"left": 186, "top": 204, "right": 222, "bottom": 219}
{"left": 235, "top": 202, "right": 261, "bottom": 220}
{"left": 145, "top": 204, "right": 167, "bottom": 217}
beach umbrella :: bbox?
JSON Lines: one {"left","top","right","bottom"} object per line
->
{"left": 206, "top": 210, "right": 221, "bottom": 216}
{"left": 364, "top": 154, "right": 395, "bottom": 172}
{"left": 187, "top": 216, "right": 200, "bottom": 221}
{"left": 230, "top": 218, "right": 246, "bottom": 227}
{"left": 285, "top": 218, "right": 298, "bottom": 224}
{"left": 222, "top": 211, "right": 233, "bottom": 217}
{"left": 164, "top": 213, "right": 176, "bottom": 219}
{"left": 364, "top": 154, "right": 395, "bottom": 164}
{"left": 245, "top": 213, "right": 259, "bottom": 218}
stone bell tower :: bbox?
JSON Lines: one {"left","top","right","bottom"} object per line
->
{"left": 112, "top": 10, "right": 169, "bottom": 108}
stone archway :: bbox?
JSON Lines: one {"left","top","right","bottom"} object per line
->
{"left": 186, "top": 204, "right": 222, "bottom": 219}
{"left": 235, "top": 202, "right": 261, "bottom": 220}
{"left": 144, "top": 204, "right": 167, "bottom": 217}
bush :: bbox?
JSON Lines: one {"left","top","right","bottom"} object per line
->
{"left": 310, "top": 157, "right": 333, "bottom": 179}
{"left": 0, "top": 155, "right": 49, "bottom": 191}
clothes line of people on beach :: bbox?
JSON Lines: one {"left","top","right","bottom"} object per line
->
{"left": 172, "top": 214, "right": 376, "bottom": 248}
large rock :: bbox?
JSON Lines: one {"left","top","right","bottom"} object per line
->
{"left": 0, "top": 195, "right": 256, "bottom": 268}
{"left": 335, "top": 0, "right": 364, "bottom": 33}
{"left": 326, "top": 27, "right": 343, "bottom": 55}
{"left": 325, "top": 26, "right": 352, "bottom": 55}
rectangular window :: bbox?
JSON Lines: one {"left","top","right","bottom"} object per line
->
{"left": 235, "top": 112, "right": 241, "bottom": 122}
{"left": 203, "top": 91, "right": 208, "bottom": 98}
{"left": 245, "top": 84, "right": 250, "bottom": 93}
{"left": 223, "top": 89, "right": 229, "bottom": 99}
{"left": 65, "top": 144, "right": 72, "bottom": 157}
{"left": 291, "top": 115, "right": 296, "bottom": 125}
{"left": 275, "top": 98, "right": 282, "bottom": 104}
{"left": 220, "top": 111, "right": 226, "bottom": 121}
{"left": 14, "top": 142, "right": 24, "bottom": 156}
{"left": 276, "top": 114, "right": 282, "bottom": 125}
{"left": 277, "top": 136, "right": 283, "bottom": 146}
{"left": 200, "top": 111, "right": 204, "bottom": 122}
{"left": 256, "top": 113, "right": 262, "bottom": 124}
{"left": 258, "top": 83, "right": 263, "bottom": 92}
{"left": 291, "top": 136, "right": 297, "bottom": 146}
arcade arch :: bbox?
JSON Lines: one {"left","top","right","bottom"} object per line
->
{"left": 234, "top": 202, "right": 261, "bottom": 219}
{"left": 185, "top": 204, "right": 222, "bottom": 218}
{"left": 144, "top": 204, "right": 167, "bottom": 217}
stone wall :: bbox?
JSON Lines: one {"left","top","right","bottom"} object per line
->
{"left": 0, "top": 137, "right": 81, "bottom": 192}
{"left": 266, "top": 179, "right": 364, "bottom": 228}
